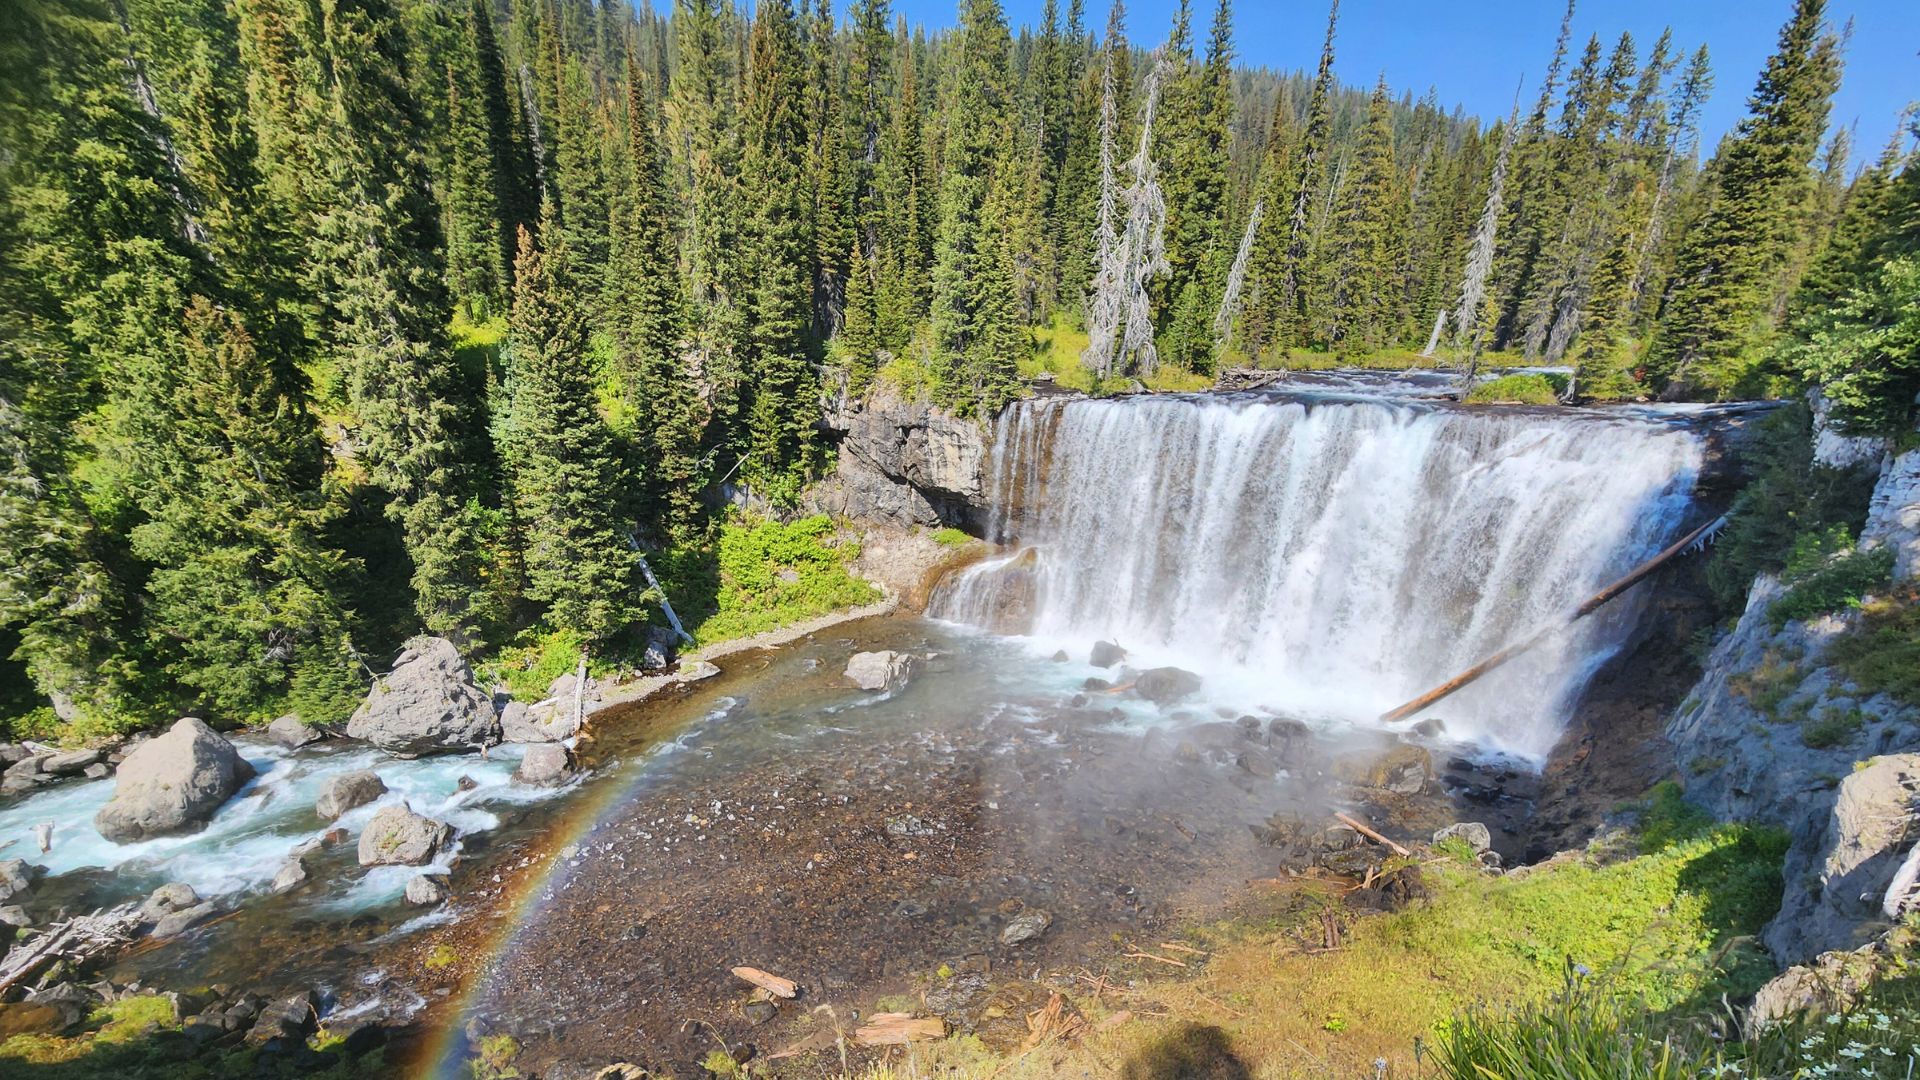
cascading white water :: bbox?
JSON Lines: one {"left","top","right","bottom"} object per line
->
{"left": 932, "top": 393, "right": 1705, "bottom": 758}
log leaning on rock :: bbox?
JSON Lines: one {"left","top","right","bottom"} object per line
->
{"left": 0, "top": 902, "right": 144, "bottom": 994}
{"left": 1379, "top": 513, "right": 1727, "bottom": 724}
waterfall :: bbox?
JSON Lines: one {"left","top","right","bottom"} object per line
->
{"left": 932, "top": 393, "right": 1704, "bottom": 758}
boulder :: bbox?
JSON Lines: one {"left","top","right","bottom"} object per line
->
{"left": 500, "top": 700, "right": 580, "bottom": 744}
{"left": 1861, "top": 445, "right": 1920, "bottom": 582}
{"left": 2, "top": 755, "right": 49, "bottom": 794}
{"left": 150, "top": 901, "right": 218, "bottom": 939}
{"left": 1751, "top": 924, "right": 1917, "bottom": 1030}
{"left": 41, "top": 748, "right": 102, "bottom": 775}
{"left": 1765, "top": 754, "right": 1920, "bottom": 965}
{"left": 998, "top": 908, "right": 1052, "bottom": 947}
{"left": 1433, "top": 822, "right": 1493, "bottom": 854}
{"left": 1133, "top": 666, "right": 1202, "bottom": 706}
{"left": 0, "top": 1001, "right": 81, "bottom": 1038}
{"left": 270, "top": 857, "right": 309, "bottom": 894}
{"left": 93, "top": 718, "right": 255, "bottom": 843}
{"left": 0, "top": 905, "right": 32, "bottom": 929}
{"left": 1089, "top": 641, "right": 1127, "bottom": 668}
{"left": 247, "top": 990, "right": 317, "bottom": 1045}
{"left": 0, "top": 859, "right": 44, "bottom": 904}
{"left": 845, "top": 650, "right": 914, "bottom": 692}
{"left": 266, "top": 714, "right": 324, "bottom": 749}
{"left": 676, "top": 660, "right": 721, "bottom": 683}
{"left": 0, "top": 743, "right": 29, "bottom": 767}
{"left": 315, "top": 770, "right": 387, "bottom": 821}
{"left": 139, "top": 882, "right": 200, "bottom": 922}
{"left": 345, "top": 637, "right": 499, "bottom": 757}
{"left": 356, "top": 804, "right": 450, "bottom": 867}
{"left": 641, "top": 626, "right": 679, "bottom": 672}
{"left": 514, "top": 743, "right": 572, "bottom": 786}
{"left": 1337, "top": 743, "right": 1432, "bottom": 795}
{"left": 404, "top": 874, "right": 449, "bottom": 906}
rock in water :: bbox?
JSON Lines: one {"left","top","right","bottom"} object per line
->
{"left": 514, "top": 744, "right": 572, "bottom": 786}
{"left": 1432, "top": 822, "right": 1493, "bottom": 854}
{"left": 999, "top": 909, "right": 1052, "bottom": 946}
{"left": 845, "top": 651, "right": 913, "bottom": 692}
{"left": 139, "top": 882, "right": 199, "bottom": 921}
{"left": 266, "top": 714, "right": 324, "bottom": 749}
{"left": 1090, "top": 641, "right": 1127, "bottom": 668}
{"left": 0, "top": 859, "right": 46, "bottom": 904}
{"left": 346, "top": 637, "right": 499, "bottom": 757}
{"left": 270, "top": 857, "right": 309, "bottom": 894}
{"left": 356, "top": 804, "right": 450, "bottom": 867}
{"left": 499, "top": 700, "right": 579, "bottom": 744}
{"left": 150, "top": 901, "right": 217, "bottom": 939}
{"left": 41, "top": 748, "right": 102, "bottom": 775}
{"left": 315, "top": 770, "right": 387, "bottom": 821}
{"left": 1133, "top": 667, "right": 1202, "bottom": 705}
{"left": 94, "top": 718, "right": 255, "bottom": 843}
{"left": 404, "top": 874, "right": 449, "bottom": 906}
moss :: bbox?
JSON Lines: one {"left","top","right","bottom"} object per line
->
{"left": 931, "top": 527, "right": 972, "bottom": 548}
{"left": 425, "top": 944, "right": 460, "bottom": 971}
{"left": 1802, "top": 707, "right": 1866, "bottom": 749}
{"left": 1464, "top": 373, "right": 1559, "bottom": 405}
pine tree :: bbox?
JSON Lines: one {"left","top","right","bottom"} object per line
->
{"left": 1250, "top": 0, "right": 1337, "bottom": 354}
{"left": 877, "top": 27, "right": 930, "bottom": 345}
{"left": 668, "top": 0, "right": 747, "bottom": 425}
{"left": 929, "top": 0, "right": 1023, "bottom": 414}
{"left": 1161, "top": 0, "right": 1233, "bottom": 371}
{"left": 1651, "top": 0, "right": 1840, "bottom": 395}
{"left": 806, "top": 0, "right": 853, "bottom": 340}
{"left": 506, "top": 211, "right": 637, "bottom": 640}
{"left": 1318, "top": 79, "right": 1401, "bottom": 352}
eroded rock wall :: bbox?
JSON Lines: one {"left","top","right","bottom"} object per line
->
{"left": 810, "top": 388, "right": 991, "bottom": 529}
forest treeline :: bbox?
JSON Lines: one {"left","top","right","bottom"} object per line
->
{"left": 1, "top": 0, "right": 1914, "bottom": 736}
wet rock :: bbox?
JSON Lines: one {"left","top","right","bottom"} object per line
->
{"left": 514, "top": 743, "right": 573, "bottom": 786}
{"left": 594, "top": 1066, "right": 648, "bottom": 1080}
{"left": 1433, "top": 822, "right": 1492, "bottom": 854}
{"left": 1050, "top": 649, "right": 1069, "bottom": 662}
{"left": 357, "top": 804, "right": 451, "bottom": 867}
{"left": 405, "top": 874, "right": 450, "bottom": 906}
{"left": 346, "top": 637, "right": 500, "bottom": 757}
{"left": 1411, "top": 717, "right": 1447, "bottom": 739}
{"left": 998, "top": 908, "right": 1052, "bottom": 947}
{"left": 741, "top": 999, "right": 777, "bottom": 1025}
{"left": 316, "top": 770, "right": 387, "bottom": 821}
{"left": 501, "top": 699, "right": 581, "bottom": 744}
{"left": 676, "top": 660, "right": 721, "bottom": 683}
{"left": 0, "top": 905, "right": 32, "bottom": 929}
{"left": 150, "top": 901, "right": 218, "bottom": 939}
{"left": 1, "top": 754, "right": 49, "bottom": 794}
{"left": 82, "top": 763, "right": 110, "bottom": 779}
{"left": 922, "top": 970, "right": 990, "bottom": 1017}
{"left": 1353, "top": 743, "right": 1432, "bottom": 795}
{"left": 42, "top": 748, "right": 102, "bottom": 775}
{"left": 267, "top": 713, "right": 324, "bottom": 749}
{"left": 885, "top": 814, "right": 937, "bottom": 837}
{"left": 1090, "top": 641, "right": 1127, "bottom": 668}
{"left": 456, "top": 775, "right": 479, "bottom": 792}
{"left": 845, "top": 650, "right": 914, "bottom": 692}
{"left": 1082, "top": 677, "right": 1112, "bottom": 693}
{"left": 93, "top": 717, "right": 255, "bottom": 843}
{"left": 138, "top": 882, "right": 200, "bottom": 921}
{"left": 270, "top": 856, "right": 309, "bottom": 894}
{"left": 0, "top": 858, "right": 45, "bottom": 903}
{"left": 247, "top": 990, "right": 317, "bottom": 1044}
{"left": 1134, "top": 666, "right": 1202, "bottom": 706}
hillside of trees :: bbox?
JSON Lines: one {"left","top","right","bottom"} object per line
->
{"left": 1, "top": 0, "right": 1914, "bottom": 737}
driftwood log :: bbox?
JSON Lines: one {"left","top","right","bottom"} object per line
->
{"left": 0, "top": 902, "right": 144, "bottom": 994}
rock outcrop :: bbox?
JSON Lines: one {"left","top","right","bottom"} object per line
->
{"left": 812, "top": 388, "right": 989, "bottom": 528}
{"left": 1862, "top": 446, "right": 1920, "bottom": 581}
{"left": 346, "top": 638, "right": 499, "bottom": 757}
{"left": 845, "top": 650, "right": 914, "bottom": 692}
{"left": 356, "top": 804, "right": 450, "bottom": 866}
{"left": 93, "top": 718, "right": 255, "bottom": 843}
{"left": 1764, "top": 755, "right": 1920, "bottom": 965}
{"left": 513, "top": 743, "right": 572, "bottom": 786}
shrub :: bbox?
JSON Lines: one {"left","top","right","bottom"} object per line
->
{"left": 478, "top": 628, "right": 585, "bottom": 704}
{"left": 931, "top": 527, "right": 972, "bottom": 548}
{"left": 1431, "top": 975, "right": 1714, "bottom": 1080}
{"left": 1802, "top": 707, "right": 1865, "bottom": 749}
{"left": 1464, "top": 373, "right": 1558, "bottom": 405}
{"left": 666, "top": 514, "right": 880, "bottom": 647}
{"left": 1829, "top": 590, "right": 1920, "bottom": 706}
{"left": 1767, "top": 548, "right": 1893, "bottom": 629}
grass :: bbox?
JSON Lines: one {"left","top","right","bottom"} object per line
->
{"left": 931, "top": 527, "right": 972, "bottom": 548}
{"left": 1727, "top": 646, "right": 1807, "bottom": 720}
{"left": 1022, "top": 312, "right": 1217, "bottom": 394}
{"left": 825, "top": 787, "right": 1785, "bottom": 1080}
{"left": 1767, "top": 548, "right": 1894, "bottom": 629}
{"left": 662, "top": 513, "right": 880, "bottom": 648}
{"left": 1465, "top": 372, "right": 1560, "bottom": 405}
{"left": 1829, "top": 588, "right": 1920, "bottom": 706}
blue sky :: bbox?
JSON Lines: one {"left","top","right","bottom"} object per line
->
{"left": 889, "top": 0, "right": 1918, "bottom": 168}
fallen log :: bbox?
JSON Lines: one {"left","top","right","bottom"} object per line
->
{"left": 1379, "top": 513, "right": 1726, "bottom": 724}
{"left": 853, "top": 1013, "right": 945, "bottom": 1046}
{"left": 0, "top": 902, "right": 144, "bottom": 994}
{"left": 1334, "top": 812, "right": 1412, "bottom": 858}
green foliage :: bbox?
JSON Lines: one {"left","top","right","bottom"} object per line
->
{"left": 1632, "top": 781, "right": 1717, "bottom": 853}
{"left": 1706, "top": 402, "right": 1878, "bottom": 612}
{"left": 477, "top": 627, "right": 585, "bottom": 704}
{"left": 931, "top": 527, "right": 972, "bottom": 548}
{"left": 1465, "top": 373, "right": 1559, "bottom": 405}
{"left": 1432, "top": 976, "right": 1706, "bottom": 1080}
{"left": 1767, "top": 548, "right": 1893, "bottom": 629}
{"left": 1801, "top": 705, "right": 1865, "bottom": 749}
{"left": 667, "top": 514, "right": 879, "bottom": 646}
{"left": 1785, "top": 255, "right": 1920, "bottom": 436}
{"left": 469, "top": 1033, "right": 521, "bottom": 1080}
{"left": 1829, "top": 592, "right": 1920, "bottom": 706}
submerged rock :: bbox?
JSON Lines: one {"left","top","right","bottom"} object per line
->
{"left": 94, "top": 718, "right": 255, "bottom": 843}
{"left": 845, "top": 650, "right": 914, "bottom": 692}
{"left": 150, "top": 901, "right": 218, "bottom": 939}
{"left": 266, "top": 714, "right": 324, "bottom": 749}
{"left": 998, "top": 908, "right": 1052, "bottom": 947}
{"left": 405, "top": 874, "right": 449, "bottom": 906}
{"left": 346, "top": 637, "right": 500, "bottom": 757}
{"left": 1133, "top": 666, "right": 1202, "bottom": 705}
{"left": 315, "top": 770, "right": 387, "bottom": 821}
{"left": 357, "top": 804, "right": 450, "bottom": 867}
{"left": 1089, "top": 641, "right": 1127, "bottom": 668}
{"left": 676, "top": 660, "right": 721, "bottom": 683}
{"left": 514, "top": 743, "right": 573, "bottom": 786}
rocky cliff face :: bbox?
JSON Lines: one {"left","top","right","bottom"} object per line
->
{"left": 810, "top": 388, "right": 991, "bottom": 529}
{"left": 1668, "top": 443, "right": 1920, "bottom": 966}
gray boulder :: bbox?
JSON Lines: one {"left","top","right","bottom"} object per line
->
{"left": 0, "top": 905, "right": 31, "bottom": 929}
{"left": 0, "top": 859, "right": 45, "bottom": 904}
{"left": 513, "top": 743, "right": 572, "bottom": 786}
{"left": 266, "top": 714, "right": 324, "bottom": 749}
{"left": 270, "top": 856, "right": 309, "bottom": 894}
{"left": 346, "top": 637, "right": 499, "bottom": 757}
{"left": 315, "top": 770, "right": 387, "bottom": 821}
{"left": 1090, "top": 641, "right": 1128, "bottom": 668}
{"left": 999, "top": 909, "right": 1052, "bottom": 947}
{"left": 1, "top": 755, "right": 49, "bottom": 795}
{"left": 404, "top": 874, "right": 449, "bottom": 906}
{"left": 41, "top": 748, "right": 102, "bottom": 775}
{"left": 93, "top": 718, "right": 255, "bottom": 843}
{"left": 1134, "top": 666, "right": 1203, "bottom": 706}
{"left": 1765, "top": 754, "right": 1920, "bottom": 965}
{"left": 676, "top": 660, "right": 720, "bottom": 683}
{"left": 845, "top": 650, "right": 913, "bottom": 692}
{"left": 1433, "top": 822, "right": 1493, "bottom": 854}
{"left": 149, "top": 901, "right": 217, "bottom": 939}
{"left": 357, "top": 804, "right": 450, "bottom": 867}
{"left": 139, "top": 882, "right": 200, "bottom": 921}
{"left": 499, "top": 700, "right": 580, "bottom": 744}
